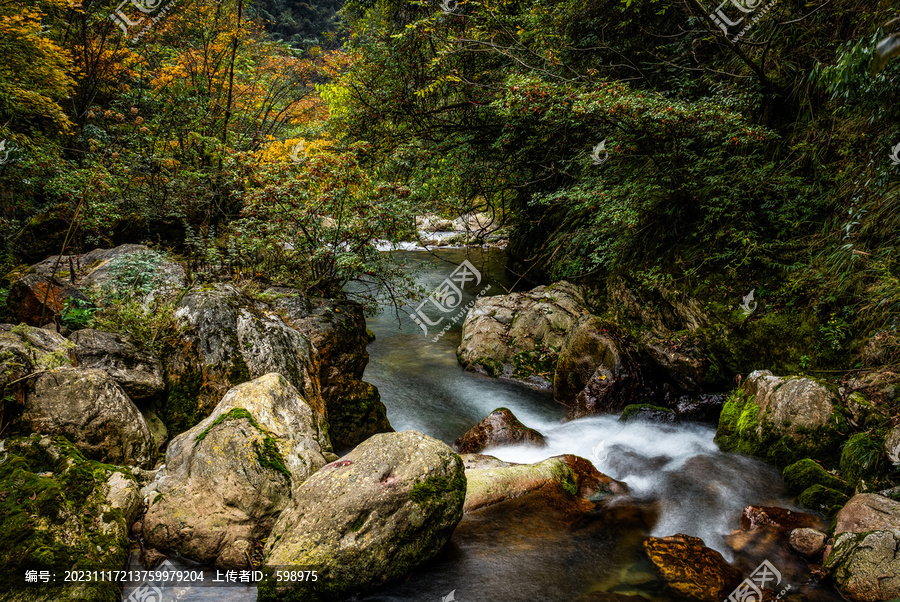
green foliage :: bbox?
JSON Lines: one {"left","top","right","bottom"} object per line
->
{"left": 840, "top": 432, "right": 886, "bottom": 486}
{"left": 60, "top": 297, "right": 97, "bottom": 330}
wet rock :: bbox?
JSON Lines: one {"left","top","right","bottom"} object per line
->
{"left": 715, "top": 370, "right": 842, "bottom": 467}
{"left": 783, "top": 458, "right": 849, "bottom": 493}
{"left": 799, "top": 485, "right": 851, "bottom": 518}
{"left": 4, "top": 273, "right": 90, "bottom": 327}
{"left": 463, "top": 454, "right": 626, "bottom": 512}
{"left": 673, "top": 394, "right": 725, "bottom": 423}
{"left": 452, "top": 407, "right": 546, "bottom": 453}
{"left": 261, "top": 431, "right": 465, "bottom": 602}
{"left": 70, "top": 328, "right": 164, "bottom": 402}
{"left": 643, "top": 533, "right": 742, "bottom": 602}
{"left": 144, "top": 374, "right": 328, "bottom": 566}
{"left": 0, "top": 436, "right": 138, "bottom": 600}
{"left": 142, "top": 548, "right": 167, "bottom": 569}
{"left": 740, "top": 505, "right": 825, "bottom": 534}
{"left": 274, "top": 294, "right": 392, "bottom": 450}
{"left": 790, "top": 528, "right": 827, "bottom": 559}
{"left": 23, "top": 367, "right": 155, "bottom": 467}
{"left": 618, "top": 404, "right": 676, "bottom": 424}
{"left": 460, "top": 453, "right": 513, "bottom": 470}
{"left": 457, "top": 281, "right": 588, "bottom": 386}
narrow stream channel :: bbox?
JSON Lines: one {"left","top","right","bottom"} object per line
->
{"left": 123, "top": 248, "right": 842, "bottom": 602}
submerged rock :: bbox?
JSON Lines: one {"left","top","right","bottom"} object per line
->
{"left": 618, "top": 404, "right": 676, "bottom": 424}
{"left": 23, "top": 367, "right": 154, "bottom": 468}
{"left": 739, "top": 505, "right": 825, "bottom": 534}
{"left": 715, "top": 370, "right": 843, "bottom": 467}
{"left": 452, "top": 407, "right": 546, "bottom": 453}
{"left": 457, "top": 281, "right": 587, "bottom": 386}
{"left": 643, "top": 534, "right": 742, "bottom": 602}
{"left": 261, "top": 431, "right": 465, "bottom": 602}
{"left": 143, "top": 374, "right": 328, "bottom": 566}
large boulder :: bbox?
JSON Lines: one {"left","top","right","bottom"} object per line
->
{"left": 824, "top": 494, "right": 900, "bottom": 601}
{"left": 22, "top": 367, "right": 154, "bottom": 468}
{"left": 4, "top": 273, "right": 90, "bottom": 327}
{"left": 161, "top": 284, "right": 325, "bottom": 439}
{"left": 70, "top": 328, "right": 164, "bottom": 402}
{"left": 452, "top": 407, "right": 546, "bottom": 453}
{"left": 0, "top": 435, "right": 139, "bottom": 601}
{"left": 643, "top": 534, "right": 742, "bottom": 602}
{"left": 0, "top": 325, "right": 74, "bottom": 391}
{"left": 553, "top": 316, "right": 647, "bottom": 416}
{"left": 77, "top": 245, "right": 186, "bottom": 292}
{"left": 457, "top": 281, "right": 588, "bottom": 387}
{"left": 143, "top": 374, "right": 328, "bottom": 566}
{"left": 715, "top": 370, "right": 843, "bottom": 467}
{"left": 261, "top": 431, "right": 466, "bottom": 602}
{"left": 462, "top": 453, "right": 626, "bottom": 512}
{"left": 277, "top": 294, "right": 391, "bottom": 450}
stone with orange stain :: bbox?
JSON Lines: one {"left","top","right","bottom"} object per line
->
{"left": 4, "top": 273, "right": 90, "bottom": 326}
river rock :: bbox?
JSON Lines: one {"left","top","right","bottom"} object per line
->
{"left": 0, "top": 435, "right": 139, "bottom": 601}
{"left": 22, "top": 367, "right": 154, "bottom": 467}
{"left": 143, "top": 374, "right": 328, "bottom": 565}
{"left": 463, "top": 454, "right": 626, "bottom": 512}
{"left": 452, "top": 408, "right": 546, "bottom": 453}
{"left": 834, "top": 494, "right": 900, "bottom": 534}
{"left": 554, "top": 316, "right": 647, "bottom": 417}
{"left": 4, "top": 273, "right": 91, "bottom": 327}
{"left": 643, "top": 338, "right": 708, "bottom": 392}
{"left": 261, "top": 431, "right": 465, "bottom": 602}
{"left": 740, "top": 505, "right": 825, "bottom": 533}
{"left": 618, "top": 403, "right": 676, "bottom": 424}
{"left": 162, "top": 284, "right": 326, "bottom": 441}
{"left": 70, "top": 328, "right": 164, "bottom": 401}
{"left": 457, "top": 281, "right": 588, "bottom": 386}
{"left": 282, "top": 295, "right": 392, "bottom": 450}
{"left": 643, "top": 534, "right": 742, "bottom": 602}
{"left": 789, "top": 527, "right": 827, "bottom": 558}
{"left": 715, "top": 370, "right": 843, "bottom": 467}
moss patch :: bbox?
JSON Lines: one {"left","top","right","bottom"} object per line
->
{"left": 194, "top": 408, "right": 291, "bottom": 481}
{"left": 798, "top": 484, "right": 850, "bottom": 518}
{"left": 783, "top": 458, "right": 849, "bottom": 493}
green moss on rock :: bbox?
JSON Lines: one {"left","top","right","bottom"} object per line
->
{"left": 798, "top": 485, "right": 850, "bottom": 518}
{"left": 783, "top": 458, "right": 849, "bottom": 493}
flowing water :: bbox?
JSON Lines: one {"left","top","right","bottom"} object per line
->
{"left": 124, "top": 247, "right": 840, "bottom": 601}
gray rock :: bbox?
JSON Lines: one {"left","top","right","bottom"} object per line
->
{"left": 458, "top": 281, "right": 588, "bottom": 385}
{"left": 789, "top": 527, "right": 827, "bottom": 559}
{"left": 643, "top": 339, "right": 707, "bottom": 392}
{"left": 827, "top": 529, "right": 900, "bottom": 601}
{"left": 886, "top": 426, "right": 900, "bottom": 467}
{"left": 835, "top": 494, "right": 900, "bottom": 534}
{"left": 263, "top": 431, "right": 465, "bottom": 601}
{"left": 23, "top": 367, "right": 154, "bottom": 467}
{"left": 216, "top": 539, "right": 253, "bottom": 570}
{"left": 743, "top": 370, "right": 838, "bottom": 434}
{"left": 70, "top": 328, "right": 164, "bottom": 401}
{"left": 0, "top": 325, "right": 73, "bottom": 391}
{"left": 452, "top": 408, "right": 546, "bottom": 453}
{"left": 79, "top": 245, "right": 186, "bottom": 292}
{"left": 144, "top": 374, "right": 328, "bottom": 565}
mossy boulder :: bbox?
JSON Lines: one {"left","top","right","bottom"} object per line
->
{"left": 462, "top": 454, "right": 626, "bottom": 512}
{"left": 457, "top": 281, "right": 588, "bottom": 387}
{"left": 452, "top": 407, "right": 546, "bottom": 454}
{"left": 143, "top": 374, "right": 329, "bottom": 566}
{"left": 161, "top": 284, "right": 326, "bottom": 441}
{"left": 783, "top": 458, "right": 850, "bottom": 493}
{"left": 799, "top": 485, "right": 850, "bottom": 517}
{"left": 715, "top": 370, "right": 845, "bottom": 468}
{"left": 261, "top": 431, "right": 466, "bottom": 602}
{"left": 619, "top": 404, "right": 676, "bottom": 424}
{"left": 0, "top": 435, "right": 138, "bottom": 601}
{"left": 23, "top": 367, "right": 155, "bottom": 468}
{"left": 826, "top": 529, "right": 900, "bottom": 601}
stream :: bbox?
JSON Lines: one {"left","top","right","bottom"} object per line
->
{"left": 123, "top": 247, "right": 841, "bottom": 602}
